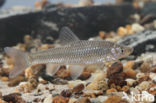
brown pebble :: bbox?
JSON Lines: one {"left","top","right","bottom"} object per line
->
{"left": 53, "top": 96, "right": 69, "bottom": 103}
{"left": 124, "top": 61, "right": 134, "bottom": 69}
{"left": 138, "top": 74, "right": 150, "bottom": 83}
{"left": 123, "top": 68, "right": 136, "bottom": 78}
{"left": 140, "top": 62, "right": 151, "bottom": 73}
{"left": 8, "top": 76, "right": 26, "bottom": 87}
{"left": 56, "top": 66, "right": 70, "bottom": 79}
{"left": 0, "top": 92, "right": 2, "bottom": 98}
{"left": 106, "top": 88, "right": 117, "bottom": 94}
{"left": 103, "top": 96, "right": 124, "bottom": 103}
{"left": 108, "top": 73, "right": 127, "bottom": 87}
{"left": 39, "top": 80, "right": 48, "bottom": 84}
{"left": 79, "top": 71, "right": 91, "bottom": 80}
{"left": 132, "top": 61, "right": 143, "bottom": 70}
{"left": 61, "top": 89, "right": 72, "bottom": 97}
{"left": 99, "top": 31, "right": 107, "bottom": 39}
{"left": 97, "top": 80, "right": 108, "bottom": 92}
{"left": 117, "top": 27, "right": 127, "bottom": 37}
{"left": 3, "top": 93, "right": 26, "bottom": 103}
{"left": 1, "top": 76, "right": 9, "bottom": 81}
{"left": 151, "top": 65, "right": 156, "bottom": 73}
{"left": 0, "top": 68, "right": 10, "bottom": 77}
{"left": 121, "top": 86, "right": 129, "bottom": 92}
{"left": 107, "top": 62, "right": 123, "bottom": 78}
{"left": 76, "top": 97, "right": 91, "bottom": 103}
{"left": 72, "top": 84, "right": 85, "bottom": 93}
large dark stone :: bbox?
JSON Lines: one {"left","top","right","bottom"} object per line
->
{"left": 117, "top": 30, "right": 156, "bottom": 56}
{"left": 0, "top": 3, "right": 135, "bottom": 47}
{"left": 0, "top": 0, "right": 5, "bottom": 7}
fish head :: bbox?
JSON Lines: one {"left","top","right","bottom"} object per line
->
{"left": 111, "top": 45, "right": 133, "bottom": 59}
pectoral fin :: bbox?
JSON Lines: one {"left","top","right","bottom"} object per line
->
{"left": 67, "top": 65, "right": 85, "bottom": 80}
{"left": 46, "top": 64, "right": 60, "bottom": 76}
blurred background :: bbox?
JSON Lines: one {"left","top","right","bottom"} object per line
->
{"left": 2, "top": 0, "right": 115, "bottom": 8}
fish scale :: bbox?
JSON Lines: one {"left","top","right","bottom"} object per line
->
{"left": 30, "top": 41, "right": 114, "bottom": 65}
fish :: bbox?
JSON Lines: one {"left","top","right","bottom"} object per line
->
{"left": 4, "top": 27, "right": 133, "bottom": 79}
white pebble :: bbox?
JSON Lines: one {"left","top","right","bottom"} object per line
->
{"left": 126, "top": 79, "right": 136, "bottom": 86}
{"left": 43, "top": 95, "right": 53, "bottom": 103}
{"left": 136, "top": 73, "right": 145, "bottom": 79}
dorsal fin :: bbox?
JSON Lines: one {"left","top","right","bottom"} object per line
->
{"left": 58, "top": 27, "right": 80, "bottom": 45}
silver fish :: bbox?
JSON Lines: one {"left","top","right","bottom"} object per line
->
{"left": 5, "top": 27, "right": 133, "bottom": 79}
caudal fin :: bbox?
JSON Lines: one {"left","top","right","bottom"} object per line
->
{"left": 4, "top": 47, "right": 30, "bottom": 78}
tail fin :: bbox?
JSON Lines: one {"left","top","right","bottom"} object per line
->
{"left": 4, "top": 47, "right": 30, "bottom": 78}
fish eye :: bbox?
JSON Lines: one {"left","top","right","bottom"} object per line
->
{"left": 121, "top": 49, "right": 124, "bottom": 53}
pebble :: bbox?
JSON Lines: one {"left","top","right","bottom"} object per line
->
{"left": 123, "top": 61, "right": 134, "bottom": 69}
{"left": 106, "top": 88, "right": 117, "bottom": 94}
{"left": 68, "top": 80, "right": 86, "bottom": 89}
{"left": 43, "top": 95, "right": 52, "bottom": 103}
{"left": 76, "top": 97, "right": 91, "bottom": 103}
{"left": 131, "top": 23, "right": 144, "bottom": 33}
{"left": 108, "top": 73, "right": 127, "bottom": 87}
{"left": 56, "top": 67, "right": 70, "bottom": 79}
{"left": 140, "top": 62, "right": 151, "bottom": 73}
{"left": 123, "top": 68, "right": 136, "bottom": 78}
{"left": 93, "top": 72, "right": 106, "bottom": 82}
{"left": 121, "top": 86, "right": 129, "bottom": 92}
{"left": 53, "top": 96, "right": 69, "bottom": 103}
{"left": 39, "top": 44, "right": 53, "bottom": 50}
{"left": 125, "top": 79, "right": 136, "bottom": 86}
{"left": 1, "top": 76, "right": 9, "bottom": 81}
{"left": 61, "top": 89, "right": 72, "bottom": 97}
{"left": 8, "top": 76, "right": 26, "bottom": 87}
{"left": 97, "top": 96, "right": 108, "bottom": 103}
{"left": 103, "top": 96, "right": 122, "bottom": 103}
{"left": 3, "top": 93, "right": 26, "bottom": 103}
{"left": 136, "top": 73, "right": 145, "bottom": 79}
{"left": 97, "top": 80, "right": 108, "bottom": 92}
{"left": 68, "top": 98, "right": 77, "bottom": 103}
{"left": 99, "top": 31, "right": 107, "bottom": 39}
{"left": 72, "top": 84, "right": 85, "bottom": 93}
{"left": 117, "top": 27, "right": 127, "bottom": 37}
{"left": 136, "top": 81, "right": 150, "bottom": 90}
{"left": 86, "top": 82, "right": 98, "bottom": 90}
{"left": 151, "top": 65, "right": 156, "bottom": 73}
{"left": 19, "top": 78, "right": 38, "bottom": 93}
{"left": 0, "top": 68, "right": 9, "bottom": 77}
{"left": 79, "top": 71, "right": 91, "bottom": 80}
{"left": 107, "top": 62, "right": 123, "bottom": 78}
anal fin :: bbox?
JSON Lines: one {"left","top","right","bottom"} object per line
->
{"left": 67, "top": 65, "right": 85, "bottom": 80}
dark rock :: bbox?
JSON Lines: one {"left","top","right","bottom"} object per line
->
{"left": 107, "top": 62, "right": 123, "bottom": 78}
{"left": 79, "top": 71, "right": 91, "bottom": 80}
{"left": 72, "top": 84, "right": 85, "bottom": 93}
{"left": 108, "top": 73, "right": 127, "bottom": 87}
{"left": 151, "top": 65, "right": 156, "bottom": 73}
{"left": 3, "top": 93, "right": 26, "bottom": 103}
{"left": 8, "top": 76, "right": 26, "bottom": 87}
{"left": 142, "top": 2, "right": 156, "bottom": 16}
{"left": 0, "top": 4, "right": 135, "bottom": 47}
{"left": 117, "top": 30, "right": 156, "bottom": 56}
{"left": 0, "top": 0, "right": 5, "bottom": 7}
{"left": 61, "top": 89, "right": 72, "bottom": 97}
